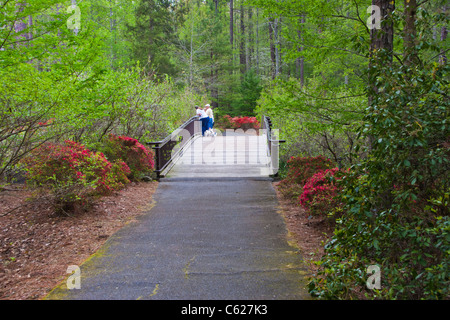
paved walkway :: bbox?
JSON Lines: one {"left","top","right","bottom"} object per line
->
{"left": 45, "top": 134, "right": 310, "bottom": 300}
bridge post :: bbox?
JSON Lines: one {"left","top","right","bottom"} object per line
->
{"left": 147, "top": 142, "right": 163, "bottom": 180}
{"left": 262, "top": 115, "right": 286, "bottom": 177}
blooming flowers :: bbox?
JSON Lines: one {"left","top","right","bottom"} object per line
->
{"left": 278, "top": 155, "right": 345, "bottom": 217}
{"left": 299, "top": 168, "right": 343, "bottom": 216}
{"left": 20, "top": 138, "right": 148, "bottom": 214}
{"left": 103, "top": 134, "right": 155, "bottom": 180}
{"left": 22, "top": 140, "right": 131, "bottom": 195}
{"left": 221, "top": 115, "right": 260, "bottom": 129}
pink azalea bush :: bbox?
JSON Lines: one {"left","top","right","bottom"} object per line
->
{"left": 220, "top": 115, "right": 260, "bottom": 129}
{"left": 21, "top": 140, "right": 131, "bottom": 214}
{"left": 100, "top": 134, "right": 155, "bottom": 180}
{"left": 277, "top": 156, "right": 334, "bottom": 200}
{"left": 299, "top": 168, "right": 345, "bottom": 216}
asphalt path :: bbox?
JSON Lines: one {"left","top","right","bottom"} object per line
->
{"left": 45, "top": 178, "right": 310, "bottom": 300}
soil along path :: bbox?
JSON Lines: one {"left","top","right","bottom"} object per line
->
{"left": 45, "top": 135, "right": 310, "bottom": 300}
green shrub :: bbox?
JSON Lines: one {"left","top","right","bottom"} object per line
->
{"left": 309, "top": 61, "right": 449, "bottom": 300}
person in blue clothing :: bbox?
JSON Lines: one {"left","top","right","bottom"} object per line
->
{"left": 195, "top": 106, "right": 210, "bottom": 136}
{"left": 204, "top": 104, "right": 216, "bottom": 136}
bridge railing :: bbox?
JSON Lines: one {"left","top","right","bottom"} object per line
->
{"left": 147, "top": 116, "right": 201, "bottom": 179}
{"left": 262, "top": 115, "right": 286, "bottom": 176}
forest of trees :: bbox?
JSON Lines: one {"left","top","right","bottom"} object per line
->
{"left": 1, "top": 0, "right": 448, "bottom": 300}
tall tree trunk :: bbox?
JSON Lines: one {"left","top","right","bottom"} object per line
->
{"left": 403, "top": 0, "right": 418, "bottom": 66}
{"left": 229, "top": 0, "right": 233, "bottom": 47}
{"left": 211, "top": 3, "right": 219, "bottom": 108}
{"left": 229, "top": 0, "right": 234, "bottom": 76}
{"left": 109, "top": 0, "right": 117, "bottom": 68}
{"left": 274, "top": 17, "right": 280, "bottom": 77}
{"left": 370, "top": 0, "right": 394, "bottom": 61}
{"left": 256, "top": 8, "right": 260, "bottom": 74}
{"left": 14, "top": 3, "right": 28, "bottom": 39}
{"left": 189, "top": 19, "right": 194, "bottom": 87}
{"left": 268, "top": 18, "right": 276, "bottom": 79}
{"left": 369, "top": 0, "right": 395, "bottom": 90}
{"left": 148, "top": 0, "right": 155, "bottom": 63}
{"left": 248, "top": 7, "right": 253, "bottom": 70}
{"left": 14, "top": 2, "right": 35, "bottom": 50}
{"left": 368, "top": 0, "right": 395, "bottom": 148}
{"left": 211, "top": 49, "right": 217, "bottom": 106}
{"left": 296, "top": 15, "right": 305, "bottom": 86}
{"left": 239, "top": 4, "right": 246, "bottom": 75}
{"left": 440, "top": 6, "right": 448, "bottom": 65}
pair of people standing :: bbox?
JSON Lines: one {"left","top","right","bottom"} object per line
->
{"left": 195, "top": 104, "right": 216, "bottom": 136}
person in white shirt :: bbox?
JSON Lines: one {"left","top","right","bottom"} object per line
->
{"left": 195, "top": 106, "right": 209, "bottom": 136}
{"left": 204, "top": 104, "right": 214, "bottom": 131}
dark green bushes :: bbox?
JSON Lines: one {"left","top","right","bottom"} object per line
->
{"left": 309, "top": 62, "right": 449, "bottom": 299}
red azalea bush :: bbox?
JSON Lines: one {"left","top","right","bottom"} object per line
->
{"left": 21, "top": 140, "right": 130, "bottom": 214}
{"left": 278, "top": 155, "right": 334, "bottom": 200}
{"left": 220, "top": 115, "right": 260, "bottom": 130}
{"left": 286, "top": 156, "right": 334, "bottom": 185}
{"left": 100, "top": 134, "right": 155, "bottom": 180}
{"left": 299, "top": 168, "right": 344, "bottom": 216}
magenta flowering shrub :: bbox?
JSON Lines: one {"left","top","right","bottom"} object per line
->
{"left": 276, "top": 155, "right": 347, "bottom": 218}
{"left": 21, "top": 140, "right": 131, "bottom": 213}
{"left": 299, "top": 168, "right": 344, "bottom": 216}
{"left": 101, "top": 134, "right": 155, "bottom": 180}
{"left": 278, "top": 156, "right": 334, "bottom": 200}
{"left": 220, "top": 115, "right": 260, "bottom": 129}
{"left": 285, "top": 156, "right": 334, "bottom": 186}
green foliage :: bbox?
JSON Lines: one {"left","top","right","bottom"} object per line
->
{"left": 0, "top": 0, "right": 198, "bottom": 188}
{"left": 255, "top": 77, "right": 364, "bottom": 165}
{"left": 0, "top": 0, "right": 106, "bottom": 178}
{"left": 84, "top": 0, "right": 139, "bottom": 68}
{"left": 309, "top": 59, "right": 449, "bottom": 300}
{"left": 127, "top": 0, "right": 180, "bottom": 76}
{"left": 77, "top": 67, "right": 196, "bottom": 143}
{"left": 233, "top": 69, "right": 263, "bottom": 117}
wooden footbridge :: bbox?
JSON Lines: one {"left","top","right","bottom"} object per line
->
{"left": 148, "top": 116, "right": 285, "bottom": 180}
